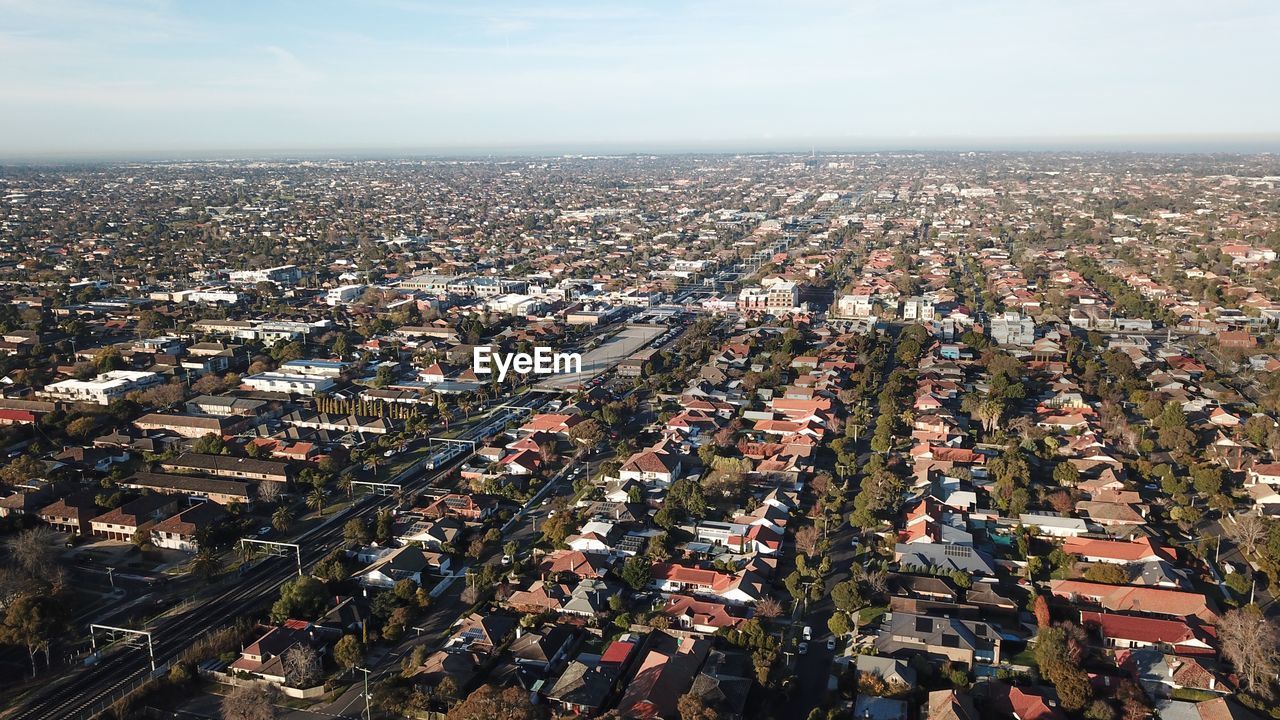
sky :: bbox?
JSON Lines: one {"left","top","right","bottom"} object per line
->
{"left": 1, "top": 0, "right": 1278, "bottom": 158}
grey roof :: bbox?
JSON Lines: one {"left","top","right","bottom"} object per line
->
{"left": 856, "top": 655, "right": 918, "bottom": 687}
{"left": 895, "top": 543, "right": 996, "bottom": 575}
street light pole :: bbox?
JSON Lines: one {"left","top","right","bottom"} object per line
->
{"left": 354, "top": 666, "right": 371, "bottom": 720}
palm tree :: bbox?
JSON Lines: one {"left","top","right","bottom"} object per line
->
{"left": 272, "top": 505, "right": 293, "bottom": 532}
{"left": 308, "top": 487, "right": 328, "bottom": 516}
{"left": 189, "top": 548, "right": 219, "bottom": 580}
{"left": 338, "top": 474, "right": 353, "bottom": 499}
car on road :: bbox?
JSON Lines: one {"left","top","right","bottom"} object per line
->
{"left": 798, "top": 642, "right": 808, "bottom": 655}
{"left": 257, "top": 526, "right": 272, "bottom": 537}
{"left": 826, "top": 637, "right": 836, "bottom": 651}
{"left": 547, "top": 510, "right": 556, "bottom": 517}
{"left": 802, "top": 626, "right": 812, "bottom": 640}
{"left": 501, "top": 554, "right": 512, "bottom": 566}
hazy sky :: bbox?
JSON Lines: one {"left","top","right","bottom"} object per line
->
{"left": 1, "top": 0, "right": 1278, "bottom": 157}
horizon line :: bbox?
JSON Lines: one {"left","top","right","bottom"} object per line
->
{"left": 3, "top": 133, "right": 1280, "bottom": 164}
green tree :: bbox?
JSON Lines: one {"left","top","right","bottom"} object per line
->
{"left": 333, "top": 634, "right": 364, "bottom": 671}
{"left": 307, "top": 487, "right": 328, "bottom": 516}
{"left": 191, "top": 433, "right": 227, "bottom": 455}
{"left": 620, "top": 556, "right": 652, "bottom": 591}
{"left": 272, "top": 505, "right": 294, "bottom": 532}
{"left": 270, "top": 575, "right": 329, "bottom": 623}
{"left": 828, "top": 612, "right": 852, "bottom": 637}
{"left": 0, "top": 594, "right": 65, "bottom": 676}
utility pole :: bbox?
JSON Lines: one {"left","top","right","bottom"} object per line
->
{"left": 354, "top": 666, "right": 372, "bottom": 720}
{"left": 105, "top": 566, "right": 115, "bottom": 589}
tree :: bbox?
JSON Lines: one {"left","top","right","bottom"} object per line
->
{"left": 446, "top": 684, "right": 543, "bottom": 720}
{"left": 0, "top": 593, "right": 64, "bottom": 676}
{"left": 258, "top": 481, "right": 283, "bottom": 504}
{"left": 0, "top": 455, "right": 45, "bottom": 486}
{"left": 828, "top": 612, "right": 852, "bottom": 637}
{"left": 283, "top": 644, "right": 321, "bottom": 688}
{"left": 271, "top": 505, "right": 293, "bottom": 532}
{"left": 1219, "top": 606, "right": 1280, "bottom": 698}
{"left": 620, "top": 556, "right": 652, "bottom": 591}
{"left": 754, "top": 596, "right": 783, "bottom": 619}
{"left": 794, "top": 526, "right": 819, "bottom": 557}
{"left": 191, "top": 433, "right": 227, "bottom": 455}
{"left": 66, "top": 416, "right": 97, "bottom": 438}
{"left": 1052, "top": 462, "right": 1079, "bottom": 486}
{"left": 6, "top": 527, "right": 59, "bottom": 576}
{"left": 221, "top": 682, "right": 279, "bottom": 720}
{"left": 1033, "top": 594, "right": 1051, "bottom": 629}
{"left": 1083, "top": 563, "right": 1129, "bottom": 585}
{"left": 307, "top": 487, "right": 328, "bottom": 516}
{"left": 343, "top": 518, "right": 372, "bottom": 544}
{"left": 1224, "top": 513, "right": 1270, "bottom": 561}
{"left": 567, "top": 418, "right": 604, "bottom": 447}
{"left": 270, "top": 575, "right": 329, "bottom": 623}
{"left": 333, "top": 634, "right": 364, "bottom": 671}
{"left": 1035, "top": 624, "right": 1093, "bottom": 711}
{"left": 831, "top": 580, "right": 864, "bottom": 613}
{"left": 189, "top": 549, "right": 219, "bottom": 581}
{"left": 677, "top": 692, "right": 721, "bottom": 720}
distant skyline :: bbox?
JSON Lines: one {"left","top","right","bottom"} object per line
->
{"left": 2, "top": 0, "right": 1278, "bottom": 159}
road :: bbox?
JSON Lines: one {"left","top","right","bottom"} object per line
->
{"left": 2, "top": 392, "right": 548, "bottom": 720}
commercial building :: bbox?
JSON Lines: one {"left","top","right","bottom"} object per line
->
{"left": 40, "top": 370, "right": 162, "bottom": 405}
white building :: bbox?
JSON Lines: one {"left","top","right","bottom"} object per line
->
{"left": 486, "top": 293, "right": 545, "bottom": 316}
{"left": 989, "top": 312, "right": 1036, "bottom": 346}
{"left": 242, "top": 372, "right": 335, "bottom": 397}
{"left": 228, "top": 265, "right": 301, "bottom": 285}
{"left": 901, "top": 296, "right": 936, "bottom": 322}
{"left": 325, "top": 284, "right": 365, "bottom": 306}
{"left": 835, "top": 293, "right": 875, "bottom": 319}
{"left": 40, "top": 370, "right": 163, "bottom": 405}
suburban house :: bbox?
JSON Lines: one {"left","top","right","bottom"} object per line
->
{"left": 160, "top": 452, "right": 292, "bottom": 484}
{"left": 119, "top": 472, "right": 253, "bottom": 506}
{"left": 1080, "top": 611, "right": 1217, "bottom": 657}
{"left": 356, "top": 545, "right": 451, "bottom": 588}
{"left": 619, "top": 443, "right": 684, "bottom": 487}
{"left": 133, "top": 412, "right": 244, "bottom": 439}
{"left": 649, "top": 562, "right": 767, "bottom": 606}
{"left": 37, "top": 492, "right": 102, "bottom": 537}
{"left": 228, "top": 620, "right": 343, "bottom": 687}
{"left": 876, "top": 612, "right": 1002, "bottom": 669}
{"left": 1048, "top": 580, "right": 1218, "bottom": 622}
{"left": 151, "top": 501, "right": 229, "bottom": 552}
{"left": 660, "top": 595, "right": 747, "bottom": 633}
{"left": 422, "top": 493, "right": 497, "bottom": 521}
{"left": 89, "top": 494, "right": 182, "bottom": 541}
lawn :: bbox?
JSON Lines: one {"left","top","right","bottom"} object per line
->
{"left": 857, "top": 604, "right": 888, "bottom": 626}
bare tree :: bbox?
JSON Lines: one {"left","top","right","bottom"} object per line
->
{"left": 1219, "top": 606, "right": 1280, "bottom": 699}
{"left": 1224, "top": 513, "right": 1270, "bottom": 562}
{"left": 221, "top": 681, "right": 279, "bottom": 720}
{"left": 794, "top": 526, "right": 819, "bottom": 556}
{"left": 257, "top": 481, "right": 283, "bottom": 504}
{"left": 6, "top": 527, "right": 59, "bottom": 576}
{"left": 754, "top": 596, "right": 783, "bottom": 619}
{"left": 283, "top": 645, "right": 322, "bottom": 688}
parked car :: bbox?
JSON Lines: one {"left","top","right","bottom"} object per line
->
{"left": 798, "top": 642, "right": 809, "bottom": 655}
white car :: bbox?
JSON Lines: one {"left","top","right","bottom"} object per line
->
{"left": 802, "top": 626, "right": 812, "bottom": 641}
